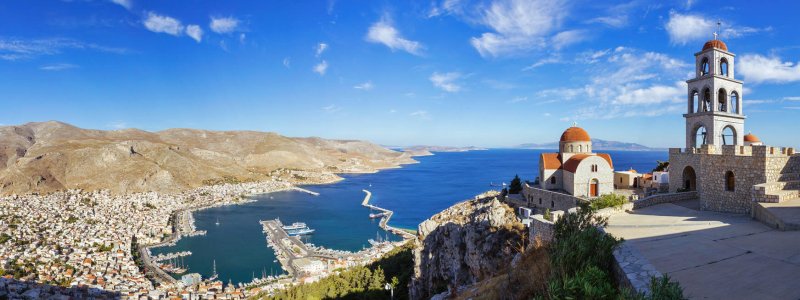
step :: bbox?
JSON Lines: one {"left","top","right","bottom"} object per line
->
{"left": 778, "top": 173, "right": 800, "bottom": 182}
{"left": 752, "top": 199, "right": 800, "bottom": 231}
{"left": 761, "top": 180, "right": 800, "bottom": 194}
{"left": 761, "top": 190, "right": 800, "bottom": 203}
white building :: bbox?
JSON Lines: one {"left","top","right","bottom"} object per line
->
{"left": 538, "top": 126, "right": 615, "bottom": 198}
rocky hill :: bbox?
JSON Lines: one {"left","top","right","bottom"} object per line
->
{"left": 410, "top": 191, "right": 525, "bottom": 299}
{"left": 0, "top": 121, "right": 416, "bottom": 195}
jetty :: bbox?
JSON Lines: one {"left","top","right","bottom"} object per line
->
{"left": 151, "top": 251, "right": 192, "bottom": 262}
{"left": 361, "top": 190, "right": 416, "bottom": 239}
{"left": 292, "top": 187, "right": 320, "bottom": 196}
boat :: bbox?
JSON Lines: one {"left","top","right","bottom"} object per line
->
{"left": 369, "top": 212, "right": 387, "bottom": 219}
{"left": 215, "top": 218, "right": 220, "bottom": 226}
{"left": 286, "top": 227, "right": 315, "bottom": 236}
{"left": 282, "top": 222, "right": 308, "bottom": 231}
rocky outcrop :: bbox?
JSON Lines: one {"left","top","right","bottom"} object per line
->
{"left": 0, "top": 121, "right": 417, "bottom": 195}
{"left": 411, "top": 191, "right": 525, "bottom": 299}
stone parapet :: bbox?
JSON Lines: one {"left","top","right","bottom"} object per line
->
{"left": 633, "top": 192, "right": 698, "bottom": 209}
{"left": 610, "top": 240, "right": 662, "bottom": 295}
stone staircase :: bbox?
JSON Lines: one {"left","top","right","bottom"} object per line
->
{"left": 753, "top": 171, "right": 800, "bottom": 230}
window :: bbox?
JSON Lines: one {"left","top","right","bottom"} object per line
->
{"left": 718, "top": 89, "right": 727, "bottom": 112}
{"left": 722, "top": 126, "right": 736, "bottom": 145}
{"left": 720, "top": 58, "right": 729, "bottom": 77}
{"left": 551, "top": 200, "right": 555, "bottom": 208}
{"left": 695, "top": 126, "right": 707, "bottom": 148}
{"left": 539, "top": 198, "right": 542, "bottom": 205}
{"left": 701, "top": 57, "right": 710, "bottom": 76}
{"left": 550, "top": 176, "right": 556, "bottom": 185}
{"left": 702, "top": 88, "right": 711, "bottom": 112}
{"left": 579, "top": 145, "right": 583, "bottom": 152}
{"left": 731, "top": 92, "right": 739, "bottom": 114}
{"left": 691, "top": 91, "right": 700, "bottom": 113}
{"left": 725, "top": 171, "right": 735, "bottom": 191}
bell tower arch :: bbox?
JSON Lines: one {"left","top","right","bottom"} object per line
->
{"left": 684, "top": 35, "right": 745, "bottom": 149}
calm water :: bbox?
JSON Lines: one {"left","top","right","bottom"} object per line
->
{"left": 152, "top": 149, "right": 666, "bottom": 284}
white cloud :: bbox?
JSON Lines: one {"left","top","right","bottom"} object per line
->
{"left": 665, "top": 11, "right": 714, "bottom": 45}
{"left": 210, "top": 16, "right": 240, "bottom": 34}
{"left": 523, "top": 55, "right": 561, "bottom": 70}
{"left": 587, "top": 16, "right": 627, "bottom": 28}
{"left": 322, "top": 104, "right": 341, "bottom": 113}
{"left": 354, "top": 81, "right": 374, "bottom": 90}
{"left": 185, "top": 25, "right": 203, "bottom": 43}
{"left": 739, "top": 54, "right": 800, "bottom": 84}
{"left": 466, "top": 0, "right": 568, "bottom": 57}
{"left": 109, "top": 0, "right": 132, "bottom": 9}
{"left": 366, "top": 17, "right": 423, "bottom": 55}
{"left": 239, "top": 33, "right": 246, "bottom": 44}
{"left": 107, "top": 121, "right": 128, "bottom": 129}
{"left": 0, "top": 38, "right": 128, "bottom": 61}
{"left": 509, "top": 96, "right": 528, "bottom": 103}
{"left": 409, "top": 110, "right": 431, "bottom": 119}
{"left": 429, "top": 72, "right": 462, "bottom": 92}
{"left": 552, "top": 30, "right": 587, "bottom": 50}
{"left": 784, "top": 96, "right": 800, "bottom": 101}
{"left": 143, "top": 12, "right": 183, "bottom": 36}
{"left": 282, "top": 57, "right": 291, "bottom": 68}
{"left": 40, "top": 63, "right": 78, "bottom": 71}
{"left": 313, "top": 60, "right": 328, "bottom": 75}
{"left": 315, "top": 43, "right": 328, "bottom": 57}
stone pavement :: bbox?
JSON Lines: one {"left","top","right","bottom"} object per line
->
{"left": 605, "top": 201, "right": 800, "bottom": 300}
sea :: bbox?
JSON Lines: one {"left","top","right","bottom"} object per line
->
{"left": 151, "top": 149, "right": 667, "bottom": 285}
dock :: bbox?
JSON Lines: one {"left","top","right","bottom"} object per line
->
{"left": 361, "top": 190, "right": 416, "bottom": 239}
{"left": 292, "top": 187, "right": 320, "bottom": 196}
{"left": 259, "top": 219, "right": 352, "bottom": 280}
{"left": 151, "top": 251, "right": 192, "bottom": 262}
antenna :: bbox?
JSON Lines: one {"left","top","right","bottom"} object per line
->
{"left": 714, "top": 20, "right": 721, "bottom": 40}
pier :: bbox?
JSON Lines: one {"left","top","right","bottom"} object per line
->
{"left": 151, "top": 251, "right": 192, "bottom": 262}
{"left": 292, "top": 187, "right": 320, "bottom": 196}
{"left": 361, "top": 190, "right": 416, "bottom": 239}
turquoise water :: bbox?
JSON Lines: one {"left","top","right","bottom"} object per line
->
{"left": 152, "top": 149, "right": 667, "bottom": 284}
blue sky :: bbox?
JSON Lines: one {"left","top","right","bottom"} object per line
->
{"left": 1, "top": 0, "right": 800, "bottom": 148}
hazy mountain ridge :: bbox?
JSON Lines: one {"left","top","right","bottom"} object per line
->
{"left": 515, "top": 139, "right": 664, "bottom": 151}
{"left": 0, "top": 121, "right": 417, "bottom": 195}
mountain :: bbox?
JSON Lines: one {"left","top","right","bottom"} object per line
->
{"left": 0, "top": 121, "right": 416, "bottom": 195}
{"left": 515, "top": 139, "right": 664, "bottom": 151}
{"left": 399, "top": 145, "right": 488, "bottom": 156}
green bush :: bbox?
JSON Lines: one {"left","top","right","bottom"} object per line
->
{"left": 647, "top": 275, "right": 685, "bottom": 300}
{"left": 590, "top": 194, "right": 628, "bottom": 210}
{"left": 548, "top": 265, "right": 618, "bottom": 300}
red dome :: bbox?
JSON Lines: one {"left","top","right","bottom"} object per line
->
{"left": 703, "top": 40, "right": 728, "bottom": 51}
{"left": 744, "top": 133, "right": 760, "bottom": 142}
{"left": 560, "top": 126, "right": 591, "bottom": 142}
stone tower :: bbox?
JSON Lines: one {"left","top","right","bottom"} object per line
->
{"left": 684, "top": 38, "right": 745, "bottom": 149}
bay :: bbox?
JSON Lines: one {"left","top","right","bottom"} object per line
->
{"left": 152, "top": 149, "right": 667, "bottom": 285}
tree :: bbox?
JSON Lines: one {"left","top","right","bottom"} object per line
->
{"left": 509, "top": 174, "right": 523, "bottom": 194}
{"left": 653, "top": 160, "right": 669, "bottom": 172}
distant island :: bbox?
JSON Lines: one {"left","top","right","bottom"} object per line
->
{"left": 399, "top": 145, "right": 489, "bottom": 156}
{"left": 515, "top": 138, "right": 665, "bottom": 151}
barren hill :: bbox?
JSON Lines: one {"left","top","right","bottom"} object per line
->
{"left": 0, "top": 121, "right": 416, "bottom": 195}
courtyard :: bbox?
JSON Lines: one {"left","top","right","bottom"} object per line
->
{"left": 606, "top": 200, "right": 800, "bottom": 300}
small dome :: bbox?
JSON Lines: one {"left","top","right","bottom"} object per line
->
{"left": 703, "top": 39, "right": 728, "bottom": 51}
{"left": 560, "top": 126, "right": 591, "bottom": 142}
{"left": 744, "top": 133, "right": 760, "bottom": 142}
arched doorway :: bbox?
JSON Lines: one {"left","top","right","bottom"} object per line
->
{"left": 590, "top": 179, "right": 599, "bottom": 197}
{"left": 682, "top": 166, "right": 697, "bottom": 191}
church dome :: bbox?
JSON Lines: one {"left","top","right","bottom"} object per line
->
{"left": 744, "top": 133, "right": 760, "bottom": 142}
{"left": 703, "top": 39, "right": 728, "bottom": 51}
{"left": 560, "top": 126, "right": 591, "bottom": 142}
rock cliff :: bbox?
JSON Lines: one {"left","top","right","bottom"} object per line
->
{"left": 410, "top": 191, "right": 525, "bottom": 299}
{"left": 0, "top": 121, "right": 417, "bottom": 195}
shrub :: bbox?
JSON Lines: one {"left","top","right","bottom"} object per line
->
{"left": 590, "top": 194, "right": 628, "bottom": 210}
{"left": 543, "top": 209, "right": 552, "bottom": 221}
{"left": 647, "top": 275, "right": 685, "bottom": 300}
{"left": 547, "top": 265, "right": 618, "bottom": 300}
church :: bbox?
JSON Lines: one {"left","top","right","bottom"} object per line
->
{"left": 668, "top": 37, "right": 800, "bottom": 225}
{"left": 521, "top": 125, "right": 615, "bottom": 211}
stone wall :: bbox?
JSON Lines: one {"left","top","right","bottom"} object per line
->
{"left": 529, "top": 214, "right": 555, "bottom": 243}
{"left": 522, "top": 183, "right": 585, "bottom": 212}
{"left": 633, "top": 191, "right": 698, "bottom": 209}
{"left": 669, "top": 146, "right": 796, "bottom": 214}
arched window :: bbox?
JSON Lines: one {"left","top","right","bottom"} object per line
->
{"left": 718, "top": 89, "right": 727, "bottom": 112}
{"left": 695, "top": 126, "right": 707, "bottom": 148}
{"left": 551, "top": 200, "right": 555, "bottom": 208}
{"left": 569, "top": 145, "right": 574, "bottom": 152}
{"left": 691, "top": 91, "right": 700, "bottom": 113}
{"left": 720, "top": 58, "right": 729, "bottom": 77}
{"left": 731, "top": 92, "right": 739, "bottom": 114}
{"left": 539, "top": 198, "right": 542, "bottom": 205}
{"left": 701, "top": 57, "right": 710, "bottom": 76}
{"left": 550, "top": 176, "right": 556, "bottom": 185}
{"left": 722, "top": 126, "right": 736, "bottom": 145}
{"left": 702, "top": 88, "right": 712, "bottom": 112}
{"left": 579, "top": 145, "right": 583, "bottom": 152}
{"left": 725, "top": 171, "right": 735, "bottom": 191}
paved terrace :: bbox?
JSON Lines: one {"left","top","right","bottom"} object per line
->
{"left": 605, "top": 200, "right": 800, "bottom": 300}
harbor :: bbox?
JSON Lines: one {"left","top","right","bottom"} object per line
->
{"left": 361, "top": 189, "right": 416, "bottom": 239}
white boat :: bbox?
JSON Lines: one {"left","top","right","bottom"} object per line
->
{"left": 282, "top": 222, "right": 307, "bottom": 231}
{"left": 369, "top": 212, "right": 387, "bottom": 219}
{"left": 286, "top": 228, "right": 315, "bottom": 236}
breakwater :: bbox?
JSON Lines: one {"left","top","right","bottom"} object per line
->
{"left": 361, "top": 190, "right": 416, "bottom": 239}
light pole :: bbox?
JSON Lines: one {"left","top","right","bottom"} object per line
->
{"left": 384, "top": 282, "right": 394, "bottom": 299}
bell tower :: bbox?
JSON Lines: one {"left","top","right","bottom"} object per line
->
{"left": 684, "top": 30, "right": 745, "bottom": 149}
